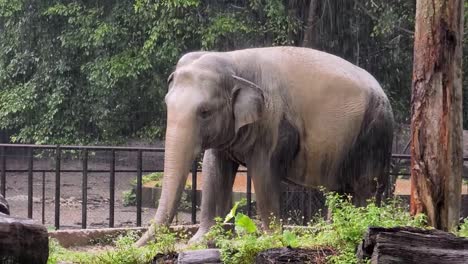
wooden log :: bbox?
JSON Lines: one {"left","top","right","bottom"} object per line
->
{"left": 255, "top": 247, "right": 335, "bottom": 264}
{"left": 0, "top": 213, "right": 49, "bottom": 264}
{"left": 357, "top": 227, "right": 468, "bottom": 264}
{"left": 0, "top": 194, "right": 9, "bottom": 215}
{"left": 177, "top": 249, "right": 222, "bottom": 264}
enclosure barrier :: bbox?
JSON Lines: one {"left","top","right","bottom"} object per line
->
{"left": 0, "top": 144, "right": 464, "bottom": 230}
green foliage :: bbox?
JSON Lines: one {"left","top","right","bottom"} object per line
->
{"left": 281, "top": 230, "right": 299, "bottom": 248}
{"left": 0, "top": 0, "right": 295, "bottom": 144}
{"left": 300, "top": 191, "right": 427, "bottom": 264}
{"left": 123, "top": 172, "right": 194, "bottom": 207}
{"left": 122, "top": 189, "right": 136, "bottom": 207}
{"left": 48, "top": 229, "right": 176, "bottom": 264}
{"left": 201, "top": 190, "right": 428, "bottom": 264}
{"left": 2, "top": 0, "right": 468, "bottom": 141}
{"left": 234, "top": 213, "right": 257, "bottom": 235}
{"left": 48, "top": 239, "right": 93, "bottom": 264}
{"left": 458, "top": 218, "right": 468, "bottom": 238}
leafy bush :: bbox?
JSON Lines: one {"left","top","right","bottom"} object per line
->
{"left": 199, "top": 191, "right": 428, "bottom": 264}
{"left": 458, "top": 218, "right": 468, "bottom": 238}
{"left": 122, "top": 190, "right": 136, "bottom": 207}
{"left": 123, "top": 172, "right": 193, "bottom": 207}
{"left": 299, "top": 192, "right": 427, "bottom": 263}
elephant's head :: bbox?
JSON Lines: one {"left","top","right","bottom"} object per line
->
{"left": 153, "top": 52, "right": 265, "bottom": 225}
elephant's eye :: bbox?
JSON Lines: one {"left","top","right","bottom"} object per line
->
{"left": 199, "top": 107, "right": 213, "bottom": 119}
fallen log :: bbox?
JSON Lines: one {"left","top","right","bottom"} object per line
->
{"left": 0, "top": 213, "right": 49, "bottom": 264}
{"left": 357, "top": 226, "right": 468, "bottom": 264}
{"left": 0, "top": 194, "right": 9, "bottom": 215}
{"left": 255, "top": 247, "right": 335, "bottom": 264}
{"left": 177, "top": 249, "right": 221, "bottom": 264}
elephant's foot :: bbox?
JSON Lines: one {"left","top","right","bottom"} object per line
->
{"left": 189, "top": 226, "right": 211, "bottom": 244}
{"left": 134, "top": 224, "right": 157, "bottom": 247}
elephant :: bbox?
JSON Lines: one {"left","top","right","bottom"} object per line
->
{"left": 135, "top": 46, "right": 394, "bottom": 246}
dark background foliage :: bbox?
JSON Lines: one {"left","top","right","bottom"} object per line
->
{"left": 0, "top": 0, "right": 466, "bottom": 144}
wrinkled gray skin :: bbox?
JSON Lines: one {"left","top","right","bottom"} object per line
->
{"left": 135, "top": 47, "right": 394, "bottom": 246}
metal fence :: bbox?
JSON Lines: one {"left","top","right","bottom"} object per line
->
{"left": 0, "top": 144, "right": 251, "bottom": 230}
{"left": 0, "top": 144, "right": 464, "bottom": 230}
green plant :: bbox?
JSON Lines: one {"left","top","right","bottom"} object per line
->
{"left": 130, "top": 172, "right": 164, "bottom": 187}
{"left": 202, "top": 190, "right": 428, "bottom": 264}
{"left": 48, "top": 229, "right": 177, "bottom": 264}
{"left": 299, "top": 191, "right": 427, "bottom": 264}
{"left": 122, "top": 190, "right": 136, "bottom": 206}
{"left": 458, "top": 218, "right": 468, "bottom": 238}
{"left": 123, "top": 172, "right": 194, "bottom": 207}
{"left": 48, "top": 239, "right": 94, "bottom": 264}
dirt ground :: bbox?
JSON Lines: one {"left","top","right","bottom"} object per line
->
{"left": 2, "top": 145, "right": 196, "bottom": 230}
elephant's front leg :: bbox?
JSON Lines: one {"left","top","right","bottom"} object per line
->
{"left": 190, "top": 149, "right": 238, "bottom": 242}
{"left": 248, "top": 152, "right": 281, "bottom": 231}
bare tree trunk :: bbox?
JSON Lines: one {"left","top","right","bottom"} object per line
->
{"left": 302, "top": 0, "right": 318, "bottom": 47}
{"left": 410, "top": 0, "right": 464, "bottom": 231}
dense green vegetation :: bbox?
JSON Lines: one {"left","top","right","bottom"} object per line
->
{"left": 47, "top": 192, "right": 432, "bottom": 264}
{"left": 201, "top": 192, "right": 428, "bottom": 264}
{"left": 0, "top": 0, "right": 467, "bottom": 144}
{"left": 47, "top": 191, "right": 468, "bottom": 263}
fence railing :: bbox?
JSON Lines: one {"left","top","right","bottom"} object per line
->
{"left": 0, "top": 144, "right": 465, "bottom": 230}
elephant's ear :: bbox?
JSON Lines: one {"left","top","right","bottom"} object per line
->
{"left": 231, "top": 75, "right": 265, "bottom": 133}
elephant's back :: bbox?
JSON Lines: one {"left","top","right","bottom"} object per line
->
{"left": 230, "top": 47, "right": 391, "bottom": 189}
{"left": 252, "top": 47, "right": 389, "bottom": 189}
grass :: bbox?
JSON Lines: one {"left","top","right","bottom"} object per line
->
{"left": 48, "top": 227, "right": 177, "bottom": 264}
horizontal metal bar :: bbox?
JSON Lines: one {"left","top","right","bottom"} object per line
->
{"left": 1, "top": 144, "right": 468, "bottom": 160}
{"left": 2, "top": 169, "right": 249, "bottom": 173}
{"left": 4, "top": 169, "right": 165, "bottom": 173}
{"left": 0, "top": 144, "right": 165, "bottom": 152}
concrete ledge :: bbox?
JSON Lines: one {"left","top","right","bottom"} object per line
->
{"left": 49, "top": 224, "right": 201, "bottom": 248}
{"left": 47, "top": 223, "right": 320, "bottom": 248}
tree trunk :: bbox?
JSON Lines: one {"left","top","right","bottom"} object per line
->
{"left": 410, "top": 0, "right": 464, "bottom": 231}
{"left": 302, "top": 0, "right": 318, "bottom": 47}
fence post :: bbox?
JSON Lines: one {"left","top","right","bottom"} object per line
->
{"left": 27, "top": 147, "right": 33, "bottom": 219}
{"left": 136, "top": 150, "right": 142, "bottom": 227}
{"left": 109, "top": 149, "right": 115, "bottom": 228}
{"left": 1, "top": 146, "right": 5, "bottom": 197}
{"left": 55, "top": 145, "right": 61, "bottom": 230}
{"left": 42, "top": 171, "right": 45, "bottom": 225}
{"left": 191, "top": 159, "right": 198, "bottom": 224}
{"left": 247, "top": 169, "right": 252, "bottom": 217}
{"left": 82, "top": 149, "right": 88, "bottom": 229}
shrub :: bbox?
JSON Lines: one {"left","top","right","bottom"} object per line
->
{"left": 458, "top": 218, "right": 468, "bottom": 237}
{"left": 200, "top": 191, "right": 428, "bottom": 264}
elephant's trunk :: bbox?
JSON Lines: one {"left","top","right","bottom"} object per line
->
{"left": 135, "top": 119, "right": 198, "bottom": 246}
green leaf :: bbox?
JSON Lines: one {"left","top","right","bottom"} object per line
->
{"left": 235, "top": 213, "right": 257, "bottom": 235}
{"left": 224, "top": 199, "right": 246, "bottom": 223}
{"left": 282, "top": 230, "right": 298, "bottom": 248}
